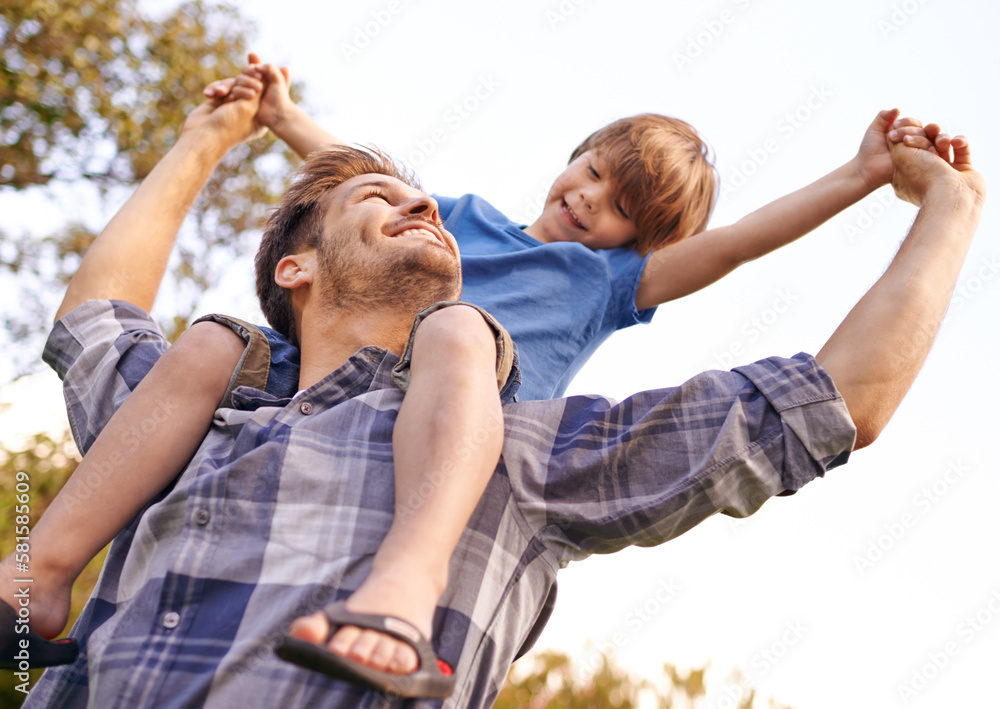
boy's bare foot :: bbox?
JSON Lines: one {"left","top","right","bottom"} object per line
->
{"left": 1, "top": 554, "right": 74, "bottom": 640}
{"left": 288, "top": 563, "right": 444, "bottom": 674}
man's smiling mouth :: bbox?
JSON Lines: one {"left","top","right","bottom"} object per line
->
{"left": 395, "top": 228, "right": 440, "bottom": 240}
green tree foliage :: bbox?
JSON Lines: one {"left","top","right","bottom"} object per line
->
{"left": 0, "top": 0, "right": 301, "bottom": 377}
{"left": 495, "top": 649, "right": 796, "bottom": 709}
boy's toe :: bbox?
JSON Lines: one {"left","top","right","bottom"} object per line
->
{"left": 288, "top": 611, "right": 329, "bottom": 644}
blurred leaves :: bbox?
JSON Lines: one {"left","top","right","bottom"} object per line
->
{"left": 1, "top": 0, "right": 301, "bottom": 378}
{"left": 495, "top": 650, "right": 794, "bottom": 709}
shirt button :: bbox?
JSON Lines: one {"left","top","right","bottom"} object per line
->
{"left": 162, "top": 612, "right": 180, "bottom": 629}
{"left": 299, "top": 401, "right": 313, "bottom": 415}
{"left": 194, "top": 509, "right": 210, "bottom": 526}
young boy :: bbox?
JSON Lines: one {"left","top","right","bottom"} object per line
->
{"left": 2, "top": 54, "right": 941, "bottom": 698}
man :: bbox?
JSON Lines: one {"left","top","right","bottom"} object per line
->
{"left": 22, "top": 87, "right": 984, "bottom": 708}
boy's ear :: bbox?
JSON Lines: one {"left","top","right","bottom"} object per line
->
{"left": 274, "top": 251, "right": 316, "bottom": 290}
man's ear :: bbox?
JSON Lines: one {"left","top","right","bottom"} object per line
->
{"left": 275, "top": 251, "right": 316, "bottom": 290}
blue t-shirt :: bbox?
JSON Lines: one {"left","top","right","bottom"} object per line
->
{"left": 261, "top": 194, "right": 656, "bottom": 402}
{"left": 436, "top": 194, "right": 655, "bottom": 400}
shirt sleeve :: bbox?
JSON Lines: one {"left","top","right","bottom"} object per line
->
{"left": 602, "top": 246, "right": 656, "bottom": 330}
{"left": 501, "top": 353, "right": 856, "bottom": 565}
{"left": 43, "top": 300, "right": 169, "bottom": 455}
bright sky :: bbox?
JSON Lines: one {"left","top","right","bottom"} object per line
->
{"left": 5, "top": 0, "right": 999, "bottom": 706}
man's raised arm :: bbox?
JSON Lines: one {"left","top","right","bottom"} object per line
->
{"left": 816, "top": 133, "right": 985, "bottom": 449}
{"left": 54, "top": 89, "right": 263, "bottom": 322}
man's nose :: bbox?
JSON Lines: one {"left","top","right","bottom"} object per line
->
{"left": 404, "top": 194, "right": 440, "bottom": 222}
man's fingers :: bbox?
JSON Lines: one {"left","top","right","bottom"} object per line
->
{"left": 254, "top": 62, "right": 287, "bottom": 85}
{"left": 227, "top": 86, "right": 257, "bottom": 101}
{"left": 203, "top": 78, "right": 235, "bottom": 98}
{"left": 951, "top": 136, "right": 973, "bottom": 169}
{"left": 892, "top": 116, "right": 924, "bottom": 129}
{"left": 211, "top": 74, "right": 261, "bottom": 103}
{"left": 934, "top": 133, "right": 953, "bottom": 161}
{"left": 233, "top": 74, "right": 263, "bottom": 92}
{"left": 888, "top": 125, "right": 927, "bottom": 143}
{"left": 902, "top": 135, "right": 934, "bottom": 151}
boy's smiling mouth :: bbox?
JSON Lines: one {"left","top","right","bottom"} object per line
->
{"left": 560, "top": 199, "right": 586, "bottom": 230}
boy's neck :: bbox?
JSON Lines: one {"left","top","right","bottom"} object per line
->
{"left": 522, "top": 219, "right": 550, "bottom": 243}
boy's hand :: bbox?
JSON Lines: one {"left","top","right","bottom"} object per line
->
{"left": 888, "top": 129, "right": 985, "bottom": 208}
{"left": 854, "top": 109, "right": 935, "bottom": 191}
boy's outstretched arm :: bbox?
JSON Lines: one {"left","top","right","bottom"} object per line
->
{"left": 206, "top": 53, "right": 344, "bottom": 159}
{"left": 634, "top": 109, "right": 933, "bottom": 310}
{"left": 54, "top": 90, "right": 263, "bottom": 321}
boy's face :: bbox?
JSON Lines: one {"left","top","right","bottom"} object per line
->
{"left": 526, "top": 151, "right": 637, "bottom": 250}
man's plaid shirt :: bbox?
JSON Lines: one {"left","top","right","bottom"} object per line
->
{"left": 27, "top": 300, "right": 854, "bottom": 708}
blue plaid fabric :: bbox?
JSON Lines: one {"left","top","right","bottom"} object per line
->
{"left": 27, "top": 300, "right": 855, "bottom": 708}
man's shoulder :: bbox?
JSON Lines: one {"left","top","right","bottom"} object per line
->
{"left": 44, "top": 300, "right": 160, "bottom": 379}
{"left": 43, "top": 300, "right": 168, "bottom": 455}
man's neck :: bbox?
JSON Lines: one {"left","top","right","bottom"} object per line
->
{"left": 296, "top": 306, "right": 416, "bottom": 391}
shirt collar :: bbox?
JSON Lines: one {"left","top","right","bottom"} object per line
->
{"left": 230, "top": 345, "right": 401, "bottom": 411}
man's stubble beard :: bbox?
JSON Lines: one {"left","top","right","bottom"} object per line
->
{"left": 316, "top": 232, "right": 462, "bottom": 317}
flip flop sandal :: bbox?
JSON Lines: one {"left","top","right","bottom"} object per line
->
{"left": 275, "top": 601, "right": 455, "bottom": 699}
{"left": 0, "top": 598, "right": 79, "bottom": 670}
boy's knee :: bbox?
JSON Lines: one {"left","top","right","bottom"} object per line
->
{"left": 413, "top": 305, "right": 497, "bottom": 360}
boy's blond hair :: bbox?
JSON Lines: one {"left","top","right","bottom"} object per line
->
{"left": 570, "top": 114, "right": 717, "bottom": 255}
